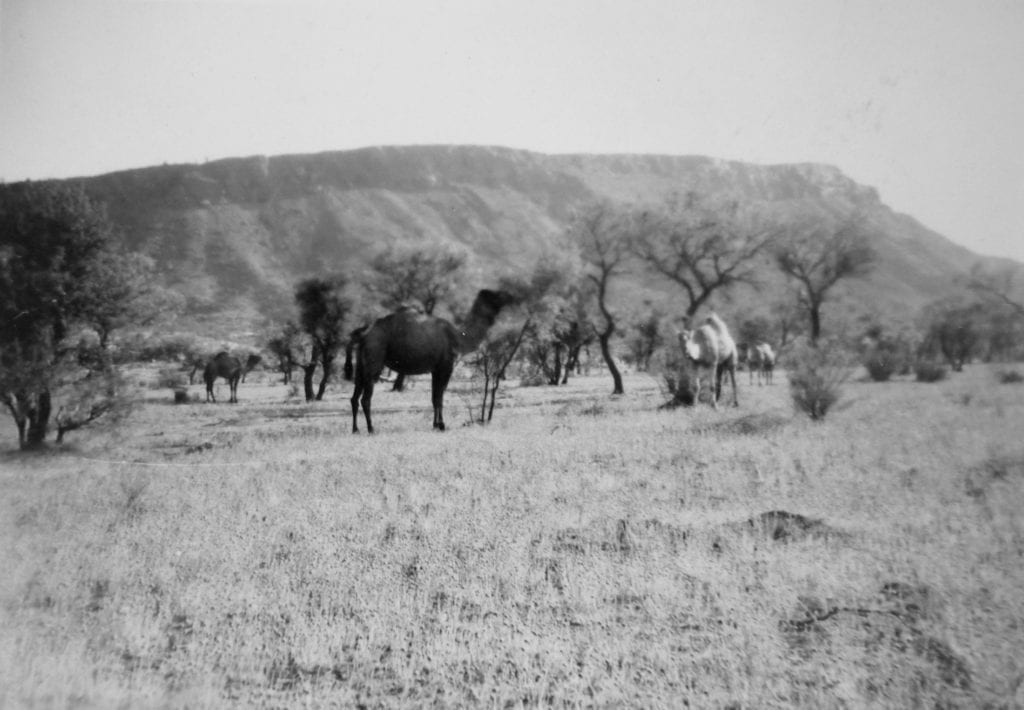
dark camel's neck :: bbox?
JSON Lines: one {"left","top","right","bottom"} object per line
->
{"left": 455, "top": 294, "right": 502, "bottom": 354}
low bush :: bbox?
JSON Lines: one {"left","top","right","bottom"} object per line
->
{"left": 914, "top": 360, "right": 948, "bottom": 383}
{"left": 997, "top": 369, "right": 1024, "bottom": 384}
{"left": 651, "top": 347, "right": 696, "bottom": 407}
{"left": 788, "top": 343, "right": 852, "bottom": 421}
{"left": 863, "top": 350, "right": 898, "bottom": 382}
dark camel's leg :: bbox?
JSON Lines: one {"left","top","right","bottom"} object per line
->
{"left": 360, "top": 379, "right": 375, "bottom": 434}
{"left": 431, "top": 363, "right": 454, "bottom": 431}
{"left": 350, "top": 379, "right": 363, "bottom": 433}
{"left": 229, "top": 373, "right": 239, "bottom": 403}
{"left": 206, "top": 377, "right": 216, "bottom": 403}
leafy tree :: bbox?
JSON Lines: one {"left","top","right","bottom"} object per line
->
{"left": 735, "top": 315, "right": 774, "bottom": 351}
{"left": 266, "top": 322, "right": 302, "bottom": 384}
{"left": 468, "top": 260, "right": 573, "bottom": 421}
{"left": 624, "top": 306, "right": 664, "bottom": 373}
{"left": 0, "top": 183, "right": 142, "bottom": 449}
{"left": 775, "top": 215, "right": 876, "bottom": 343}
{"left": 920, "top": 298, "right": 984, "bottom": 372}
{"left": 521, "top": 262, "right": 595, "bottom": 386}
{"left": 633, "top": 192, "right": 778, "bottom": 317}
{"left": 368, "top": 240, "right": 468, "bottom": 314}
{"left": 295, "top": 276, "right": 351, "bottom": 401}
{"left": 572, "top": 202, "right": 631, "bottom": 395}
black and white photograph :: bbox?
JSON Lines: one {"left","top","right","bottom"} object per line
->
{"left": 2, "top": 0, "right": 1023, "bottom": 706}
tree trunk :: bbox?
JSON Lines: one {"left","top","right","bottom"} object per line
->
{"left": 809, "top": 303, "right": 822, "bottom": 344}
{"left": 315, "top": 358, "right": 333, "bottom": 401}
{"left": 599, "top": 334, "right": 624, "bottom": 395}
{"left": 23, "top": 390, "right": 51, "bottom": 450}
{"left": 302, "top": 364, "right": 317, "bottom": 402}
{"left": 487, "top": 380, "right": 501, "bottom": 422}
{"left": 549, "top": 344, "right": 564, "bottom": 386}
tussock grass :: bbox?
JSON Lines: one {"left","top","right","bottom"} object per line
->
{"left": 2, "top": 367, "right": 1023, "bottom": 707}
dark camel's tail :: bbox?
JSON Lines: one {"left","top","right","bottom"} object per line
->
{"left": 343, "top": 326, "right": 368, "bottom": 381}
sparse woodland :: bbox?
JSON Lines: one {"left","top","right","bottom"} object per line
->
{"left": 3, "top": 158, "right": 1024, "bottom": 706}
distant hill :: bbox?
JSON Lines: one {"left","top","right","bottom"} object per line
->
{"left": 11, "top": 145, "right": 1017, "bottom": 339}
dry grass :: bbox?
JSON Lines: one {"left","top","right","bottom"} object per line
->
{"left": 2, "top": 366, "right": 1023, "bottom": 708}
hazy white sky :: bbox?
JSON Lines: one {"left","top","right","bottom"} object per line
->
{"left": 1, "top": 0, "right": 1022, "bottom": 261}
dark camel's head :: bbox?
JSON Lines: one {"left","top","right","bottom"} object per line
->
{"left": 472, "top": 289, "right": 518, "bottom": 322}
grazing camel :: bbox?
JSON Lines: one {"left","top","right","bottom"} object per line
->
{"left": 679, "top": 313, "right": 739, "bottom": 409}
{"left": 204, "top": 352, "right": 261, "bottom": 403}
{"left": 747, "top": 342, "right": 776, "bottom": 385}
{"left": 344, "top": 290, "right": 514, "bottom": 433}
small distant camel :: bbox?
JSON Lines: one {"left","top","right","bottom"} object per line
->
{"left": 204, "top": 352, "right": 261, "bottom": 403}
{"left": 344, "top": 290, "right": 514, "bottom": 433}
{"left": 747, "top": 342, "right": 776, "bottom": 385}
{"left": 680, "top": 313, "right": 739, "bottom": 409}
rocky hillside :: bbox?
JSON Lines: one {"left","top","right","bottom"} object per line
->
{"left": 17, "top": 145, "right": 1012, "bottom": 335}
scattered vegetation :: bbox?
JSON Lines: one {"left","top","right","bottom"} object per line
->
{"left": 787, "top": 342, "right": 852, "bottom": 420}
{"left": 997, "top": 369, "right": 1023, "bottom": 384}
{"left": 2, "top": 367, "right": 1022, "bottom": 707}
{"left": 915, "top": 359, "right": 948, "bottom": 383}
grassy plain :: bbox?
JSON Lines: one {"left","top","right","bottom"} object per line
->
{"left": 1, "top": 365, "right": 1023, "bottom": 708}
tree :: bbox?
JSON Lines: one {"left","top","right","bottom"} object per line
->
{"left": 469, "top": 321, "right": 531, "bottom": 424}
{"left": 0, "top": 183, "right": 141, "bottom": 449}
{"left": 295, "top": 276, "right": 351, "bottom": 401}
{"left": 966, "top": 264, "right": 1024, "bottom": 361}
{"left": 624, "top": 306, "right": 664, "bottom": 373}
{"left": 572, "top": 202, "right": 630, "bottom": 395}
{"left": 920, "top": 297, "right": 984, "bottom": 372}
{"left": 266, "top": 322, "right": 303, "bottom": 385}
{"left": 774, "top": 216, "right": 876, "bottom": 343}
{"left": 967, "top": 264, "right": 1024, "bottom": 320}
{"left": 467, "top": 262, "right": 569, "bottom": 421}
{"left": 368, "top": 240, "right": 469, "bottom": 316}
{"left": 633, "top": 192, "right": 778, "bottom": 317}
{"left": 521, "top": 263, "right": 595, "bottom": 386}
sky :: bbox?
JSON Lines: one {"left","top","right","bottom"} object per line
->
{"left": 1, "top": 0, "right": 1023, "bottom": 262}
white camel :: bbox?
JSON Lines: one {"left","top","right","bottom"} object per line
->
{"left": 680, "top": 313, "right": 739, "bottom": 409}
{"left": 747, "top": 342, "right": 776, "bottom": 385}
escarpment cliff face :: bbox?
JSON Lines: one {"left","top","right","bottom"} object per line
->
{"left": 9, "top": 145, "right": 1005, "bottom": 331}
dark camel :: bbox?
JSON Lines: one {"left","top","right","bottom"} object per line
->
{"left": 204, "top": 352, "right": 261, "bottom": 403}
{"left": 344, "top": 290, "right": 514, "bottom": 432}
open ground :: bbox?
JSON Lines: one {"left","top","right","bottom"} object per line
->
{"left": 2, "top": 366, "right": 1023, "bottom": 707}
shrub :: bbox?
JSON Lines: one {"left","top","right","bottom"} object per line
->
{"left": 997, "top": 369, "right": 1024, "bottom": 384}
{"left": 788, "top": 343, "right": 852, "bottom": 420}
{"left": 651, "top": 347, "right": 696, "bottom": 407}
{"left": 863, "top": 349, "right": 898, "bottom": 382}
{"left": 914, "top": 360, "right": 948, "bottom": 383}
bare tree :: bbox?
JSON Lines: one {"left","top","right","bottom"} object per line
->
{"left": 572, "top": 202, "right": 630, "bottom": 395}
{"left": 967, "top": 263, "right": 1024, "bottom": 319}
{"left": 633, "top": 192, "right": 778, "bottom": 317}
{"left": 775, "top": 217, "right": 876, "bottom": 343}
